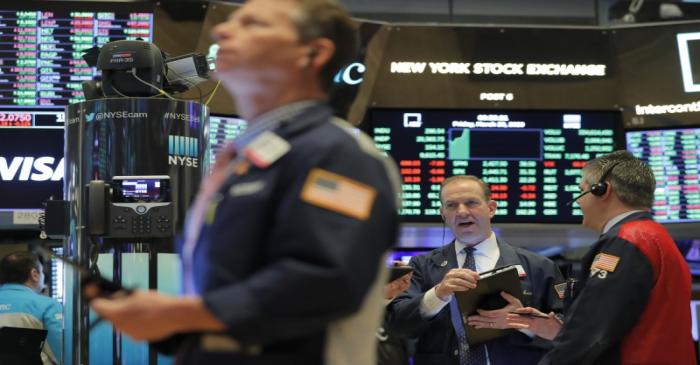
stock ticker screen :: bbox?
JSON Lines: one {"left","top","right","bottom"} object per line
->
{"left": 0, "top": 1, "right": 153, "bottom": 111}
{"left": 369, "top": 109, "right": 621, "bottom": 223}
{"left": 627, "top": 128, "right": 700, "bottom": 223}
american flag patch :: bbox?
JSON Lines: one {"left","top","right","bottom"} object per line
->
{"left": 591, "top": 253, "right": 620, "bottom": 273}
{"left": 554, "top": 282, "right": 567, "bottom": 299}
{"left": 301, "top": 168, "right": 377, "bottom": 220}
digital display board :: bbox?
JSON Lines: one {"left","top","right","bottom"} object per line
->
{"left": 0, "top": 1, "right": 153, "bottom": 216}
{"left": 209, "top": 114, "right": 247, "bottom": 165}
{"left": 626, "top": 128, "right": 700, "bottom": 222}
{"left": 0, "top": 1, "right": 154, "bottom": 109}
{"left": 369, "top": 109, "right": 621, "bottom": 223}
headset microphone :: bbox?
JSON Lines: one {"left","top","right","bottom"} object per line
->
{"left": 566, "top": 162, "right": 620, "bottom": 206}
{"left": 567, "top": 191, "right": 590, "bottom": 206}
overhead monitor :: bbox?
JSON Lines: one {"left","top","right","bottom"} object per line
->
{"left": 0, "top": 1, "right": 154, "bottom": 109}
{"left": 626, "top": 127, "right": 700, "bottom": 222}
{"left": 368, "top": 109, "right": 622, "bottom": 223}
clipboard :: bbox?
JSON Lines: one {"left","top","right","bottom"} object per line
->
{"left": 454, "top": 265, "right": 524, "bottom": 346}
{"left": 388, "top": 266, "right": 414, "bottom": 282}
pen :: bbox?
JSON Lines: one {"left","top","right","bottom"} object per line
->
{"left": 508, "top": 311, "right": 550, "bottom": 319}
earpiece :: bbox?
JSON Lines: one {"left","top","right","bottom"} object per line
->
{"left": 567, "top": 161, "right": 619, "bottom": 205}
{"left": 589, "top": 162, "right": 619, "bottom": 197}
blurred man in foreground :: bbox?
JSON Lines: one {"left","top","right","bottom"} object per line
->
{"left": 90, "top": 1, "right": 400, "bottom": 364}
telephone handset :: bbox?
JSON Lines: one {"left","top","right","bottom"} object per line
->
{"left": 87, "top": 180, "right": 109, "bottom": 235}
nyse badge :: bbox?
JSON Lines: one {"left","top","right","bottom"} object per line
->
{"left": 244, "top": 131, "right": 291, "bottom": 169}
{"left": 440, "top": 260, "right": 448, "bottom": 267}
{"left": 229, "top": 180, "right": 265, "bottom": 197}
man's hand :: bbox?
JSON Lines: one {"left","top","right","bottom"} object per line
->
{"left": 435, "top": 268, "right": 479, "bottom": 301}
{"left": 465, "top": 291, "right": 522, "bottom": 329}
{"left": 506, "top": 307, "right": 562, "bottom": 340}
{"left": 91, "top": 290, "right": 225, "bottom": 342}
{"left": 384, "top": 271, "right": 412, "bottom": 300}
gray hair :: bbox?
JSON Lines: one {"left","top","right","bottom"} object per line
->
{"left": 582, "top": 150, "right": 656, "bottom": 209}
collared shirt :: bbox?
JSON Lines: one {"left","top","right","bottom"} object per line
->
{"left": 602, "top": 210, "right": 645, "bottom": 235}
{"left": 182, "top": 100, "right": 324, "bottom": 295}
{"left": 455, "top": 231, "right": 500, "bottom": 272}
{"left": 420, "top": 232, "right": 500, "bottom": 317}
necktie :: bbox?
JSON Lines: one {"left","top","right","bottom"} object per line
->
{"left": 448, "top": 246, "right": 488, "bottom": 365}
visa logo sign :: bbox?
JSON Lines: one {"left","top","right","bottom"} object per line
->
{"left": 168, "top": 135, "right": 199, "bottom": 167}
{"left": 0, "top": 156, "right": 64, "bottom": 181}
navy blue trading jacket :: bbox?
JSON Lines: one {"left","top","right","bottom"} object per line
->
{"left": 177, "top": 103, "right": 400, "bottom": 365}
{"left": 388, "top": 238, "right": 564, "bottom": 365}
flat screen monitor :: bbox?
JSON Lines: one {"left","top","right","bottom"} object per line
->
{"left": 626, "top": 127, "right": 700, "bottom": 222}
{"left": 208, "top": 114, "right": 247, "bottom": 165}
{"left": 0, "top": 1, "right": 154, "bottom": 109}
{"left": 368, "top": 109, "right": 622, "bottom": 223}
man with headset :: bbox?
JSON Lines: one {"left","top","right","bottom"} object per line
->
{"left": 388, "top": 175, "right": 564, "bottom": 365}
{"left": 509, "top": 150, "right": 695, "bottom": 364}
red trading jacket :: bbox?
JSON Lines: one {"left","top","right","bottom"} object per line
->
{"left": 540, "top": 211, "right": 696, "bottom": 365}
